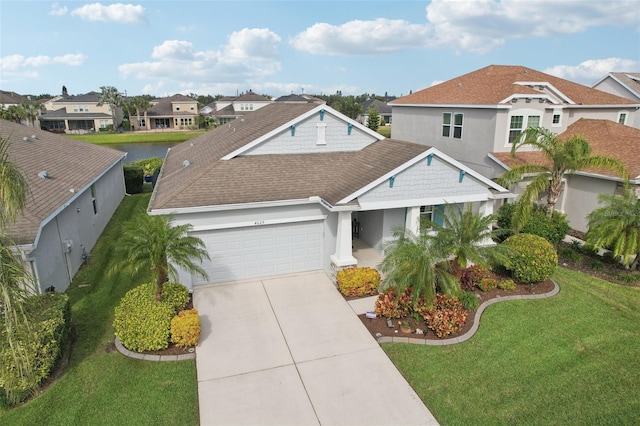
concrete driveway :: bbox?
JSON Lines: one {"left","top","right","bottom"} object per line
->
{"left": 194, "top": 271, "right": 438, "bottom": 425}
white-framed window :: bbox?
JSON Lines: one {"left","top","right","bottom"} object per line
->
{"left": 420, "top": 205, "right": 433, "bottom": 222}
{"left": 509, "top": 115, "right": 524, "bottom": 144}
{"left": 552, "top": 109, "right": 562, "bottom": 127}
{"left": 442, "top": 112, "right": 463, "bottom": 139}
{"left": 99, "top": 119, "right": 109, "bottom": 128}
{"left": 618, "top": 112, "right": 628, "bottom": 125}
{"left": 176, "top": 106, "right": 180, "bottom": 111}
{"left": 527, "top": 115, "right": 540, "bottom": 128}
{"left": 190, "top": 104, "right": 195, "bottom": 111}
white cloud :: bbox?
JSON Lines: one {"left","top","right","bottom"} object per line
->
{"left": 544, "top": 58, "right": 640, "bottom": 84}
{"left": 70, "top": 3, "right": 146, "bottom": 24}
{"left": 50, "top": 2, "right": 68, "bottom": 16}
{"left": 0, "top": 53, "right": 87, "bottom": 71}
{"left": 291, "top": 18, "right": 431, "bottom": 55}
{"left": 291, "top": 0, "right": 636, "bottom": 56}
{"left": 119, "top": 29, "right": 282, "bottom": 96}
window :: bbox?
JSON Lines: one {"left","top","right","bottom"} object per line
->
{"left": 176, "top": 106, "right": 180, "bottom": 111}
{"left": 90, "top": 185, "right": 97, "bottom": 215}
{"left": 618, "top": 112, "right": 628, "bottom": 125}
{"left": 420, "top": 205, "right": 444, "bottom": 228}
{"left": 190, "top": 104, "right": 195, "bottom": 110}
{"left": 453, "top": 113, "right": 463, "bottom": 138}
{"left": 527, "top": 115, "right": 540, "bottom": 128}
{"left": 442, "top": 113, "right": 463, "bottom": 138}
{"left": 442, "top": 113, "right": 451, "bottom": 137}
{"left": 420, "top": 205, "right": 433, "bottom": 222}
{"left": 552, "top": 109, "right": 562, "bottom": 127}
{"left": 552, "top": 114, "right": 560, "bottom": 124}
{"left": 509, "top": 115, "right": 524, "bottom": 144}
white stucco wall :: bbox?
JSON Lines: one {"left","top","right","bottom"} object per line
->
{"left": 564, "top": 174, "right": 618, "bottom": 233}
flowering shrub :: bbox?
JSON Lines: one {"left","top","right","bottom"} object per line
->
{"left": 374, "top": 287, "right": 412, "bottom": 319}
{"left": 503, "top": 233, "right": 558, "bottom": 283}
{"left": 171, "top": 308, "right": 201, "bottom": 347}
{"left": 415, "top": 294, "right": 467, "bottom": 338}
{"left": 498, "top": 279, "right": 517, "bottom": 290}
{"left": 336, "top": 267, "right": 381, "bottom": 297}
{"left": 477, "top": 277, "right": 498, "bottom": 291}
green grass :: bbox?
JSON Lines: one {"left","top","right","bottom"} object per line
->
{"left": 67, "top": 131, "right": 205, "bottom": 144}
{"left": 384, "top": 267, "right": 640, "bottom": 425}
{"left": 377, "top": 125, "right": 391, "bottom": 138}
{"left": 0, "top": 194, "right": 199, "bottom": 425}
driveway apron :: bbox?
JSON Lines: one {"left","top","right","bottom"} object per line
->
{"left": 194, "top": 271, "right": 438, "bottom": 425}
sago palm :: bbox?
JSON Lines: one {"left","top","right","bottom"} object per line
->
{"left": 112, "top": 212, "right": 210, "bottom": 301}
{"left": 585, "top": 185, "right": 640, "bottom": 270}
{"left": 497, "top": 127, "right": 628, "bottom": 231}
{"left": 428, "top": 203, "right": 513, "bottom": 269}
{"left": 379, "top": 223, "right": 460, "bottom": 305}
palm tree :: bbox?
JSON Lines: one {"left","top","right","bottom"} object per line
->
{"left": 428, "top": 203, "right": 513, "bottom": 270}
{"left": 0, "top": 137, "right": 29, "bottom": 227}
{"left": 379, "top": 222, "right": 460, "bottom": 305}
{"left": 585, "top": 185, "right": 640, "bottom": 270}
{"left": 20, "top": 102, "right": 43, "bottom": 128}
{"left": 497, "top": 127, "right": 628, "bottom": 231}
{"left": 97, "top": 86, "right": 123, "bottom": 131}
{"left": 111, "top": 212, "right": 210, "bottom": 301}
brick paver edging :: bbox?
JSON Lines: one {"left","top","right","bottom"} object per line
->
{"left": 114, "top": 336, "right": 196, "bottom": 361}
{"left": 377, "top": 279, "right": 560, "bottom": 346}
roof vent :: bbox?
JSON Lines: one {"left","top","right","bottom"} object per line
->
{"left": 31, "top": 134, "right": 37, "bottom": 140}
{"left": 38, "top": 170, "right": 50, "bottom": 179}
{"left": 183, "top": 160, "right": 191, "bottom": 167}
{"left": 23, "top": 136, "right": 29, "bottom": 142}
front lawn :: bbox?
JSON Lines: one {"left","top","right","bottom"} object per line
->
{"left": 67, "top": 131, "right": 205, "bottom": 144}
{"left": 384, "top": 267, "right": 640, "bottom": 425}
{"left": 0, "top": 194, "right": 199, "bottom": 425}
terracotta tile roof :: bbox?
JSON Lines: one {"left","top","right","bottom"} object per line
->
{"left": 390, "top": 65, "right": 637, "bottom": 106}
{"left": 149, "top": 103, "right": 430, "bottom": 210}
{"left": 491, "top": 118, "right": 640, "bottom": 181}
{"left": 0, "top": 120, "right": 126, "bottom": 244}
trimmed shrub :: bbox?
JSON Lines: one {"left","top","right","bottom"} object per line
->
{"left": 336, "top": 267, "right": 381, "bottom": 297}
{"left": 374, "top": 287, "right": 412, "bottom": 319}
{"left": 458, "top": 291, "right": 480, "bottom": 311}
{"left": 113, "top": 283, "right": 175, "bottom": 352}
{"left": 161, "top": 282, "right": 190, "bottom": 312}
{"left": 498, "top": 279, "right": 517, "bottom": 290}
{"left": 0, "top": 293, "right": 70, "bottom": 407}
{"left": 129, "top": 157, "right": 164, "bottom": 177}
{"left": 170, "top": 308, "right": 201, "bottom": 347}
{"left": 123, "top": 166, "right": 144, "bottom": 194}
{"left": 497, "top": 203, "right": 570, "bottom": 245}
{"left": 415, "top": 294, "right": 467, "bottom": 338}
{"left": 477, "top": 277, "right": 498, "bottom": 291}
{"left": 503, "top": 233, "right": 558, "bottom": 283}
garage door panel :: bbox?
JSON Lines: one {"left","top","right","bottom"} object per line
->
{"left": 193, "top": 221, "right": 324, "bottom": 285}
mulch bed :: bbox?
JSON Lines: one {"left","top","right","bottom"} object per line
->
{"left": 357, "top": 279, "right": 555, "bottom": 340}
{"left": 557, "top": 242, "right": 640, "bottom": 287}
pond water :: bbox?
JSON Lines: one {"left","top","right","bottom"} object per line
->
{"left": 106, "top": 142, "right": 180, "bottom": 163}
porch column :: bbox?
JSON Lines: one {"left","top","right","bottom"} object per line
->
{"left": 479, "top": 200, "right": 495, "bottom": 246}
{"left": 405, "top": 206, "right": 421, "bottom": 236}
{"left": 330, "top": 211, "right": 357, "bottom": 267}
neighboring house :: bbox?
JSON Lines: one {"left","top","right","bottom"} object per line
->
{"left": 390, "top": 65, "right": 639, "bottom": 179}
{"left": 0, "top": 90, "right": 31, "bottom": 108}
{"left": 202, "top": 91, "right": 273, "bottom": 125}
{"left": 359, "top": 98, "right": 393, "bottom": 126}
{"left": 1, "top": 120, "right": 126, "bottom": 293}
{"left": 274, "top": 94, "right": 326, "bottom": 104}
{"left": 592, "top": 72, "right": 640, "bottom": 109}
{"left": 130, "top": 94, "right": 199, "bottom": 130}
{"left": 40, "top": 91, "right": 123, "bottom": 133}
{"left": 490, "top": 118, "right": 640, "bottom": 232}
{"left": 148, "top": 103, "right": 510, "bottom": 289}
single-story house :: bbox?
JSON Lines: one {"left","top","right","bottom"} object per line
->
{"left": 490, "top": 118, "right": 640, "bottom": 232}
{"left": 1, "top": 119, "right": 127, "bottom": 292}
{"left": 148, "top": 103, "right": 510, "bottom": 289}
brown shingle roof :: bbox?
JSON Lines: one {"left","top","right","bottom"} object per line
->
{"left": 149, "top": 103, "right": 430, "bottom": 210}
{"left": 0, "top": 120, "right": 125, "bottom": 244}
{"left": 146, "top": 94, "right": 197, "bottom": 117}
{"left": 391, "top": 65, "right": 637, "bottom": 106}
{"left": 491, "top": 118, "right": 640, "bottom": 181}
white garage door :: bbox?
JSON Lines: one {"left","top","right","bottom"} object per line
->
{"left": 193, "top": 221, "right": 324, "bottom": 285}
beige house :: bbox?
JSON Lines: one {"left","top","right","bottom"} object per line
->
{"left": 201, "top": 90, "right": 273, "bottom": 125}
{"left": 40, "top": 91, "right": 123, "bottom": 133}
{"left": 130, "top": 94, "right": 199, "bottom": 130}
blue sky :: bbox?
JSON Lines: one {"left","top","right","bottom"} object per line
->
{"left": 1, "top": 0, "right": 638, "bottom": 98}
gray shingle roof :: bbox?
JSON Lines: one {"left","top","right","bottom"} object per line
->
{"left": 0, "top": 120, "right": 126, "bottom": 245}
{"left": 149, "top": 103, "right": 430, "bottom": 210}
